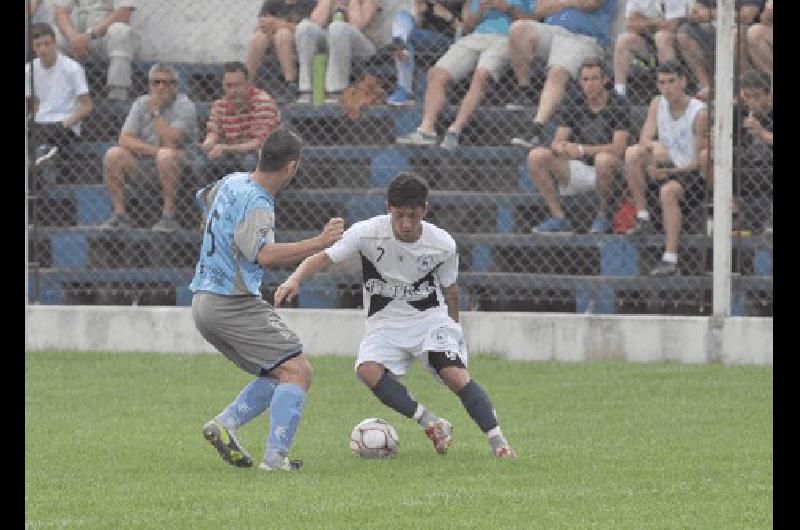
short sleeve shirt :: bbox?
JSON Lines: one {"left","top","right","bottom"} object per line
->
{"left": 625, "top": 0, "right": 690, "bottom": 19}
{"left": 25, "top": 53, "right": 90, "bottom": 135}
{"left": 258, "top": 0, "right": 315, "bottom": 23}
{"left": 544, "top": 0, "right": 617, "bottom": 47}
{"left": 123, "top": 93, "right": 198, "bottom": 147}
{"left": 325, "top": 215, "right": 458, "bottom": 329}
{"left": 207, "top": 86, "right": 281, "bottom": 145}
{"left": 557, "top": 91, "right": 632, "bottom": 159}
{"left": 53, "top": 0, "right": 138, "bottom": 13}
{"left": 471, "top": 0, "right": 535, "bottom": 35}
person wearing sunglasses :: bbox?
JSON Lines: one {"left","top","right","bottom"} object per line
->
{"left": 100, "top": 63, "right": 198, "bottom": 232}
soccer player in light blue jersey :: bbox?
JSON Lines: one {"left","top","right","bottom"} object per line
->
{"left": 191, "top": 127, "right": 344, "bottom": 471}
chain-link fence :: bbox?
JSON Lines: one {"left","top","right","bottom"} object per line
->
{"left": 25, "top": 0, "right": 772, "bottom": 316}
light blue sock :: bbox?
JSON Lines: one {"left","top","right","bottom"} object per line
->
{"left": 396, "top": 51, "right": 414, "bottom": 93}
{"left": 217, "top": 376, "right": 277, "bottom": 431}
{"left": 264, "top": 383, "right": 307, "bottom": 460}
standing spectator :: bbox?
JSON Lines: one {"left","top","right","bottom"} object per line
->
{"left": 623, "top": 60, "right": 709, "bottom": 276}
{"left": 386, "top": 0, "right": 463, "bottom": 106}
{"left": 507, "top": 0, "right": 618, "bottom": 149}
{"left": 200, "top": 62, "right": 282, "bottom": 183}
{"left": 26, "top": 23, "right": 92, "bottom": 161}
{"left": 54, "top": 0, "right": 137, "bottom": 101}
{"left": 245, "top": 0, "right": 316, "bottom": 101}
{"left": 612, "top": 0, "right": 690, "bottom": 99}
{"left": 99, "top": 64, "right": 197, "bottom": 232}
{"left": 675, "top": 0, "right": 764, "bottom": 101}
{"left": 527, "top": 59, "right": 631, "bottom": 234}
{"left": 746, "top": 0, "right": 771, "bottom": 80}
{"left": 395, "top": 0, "right": 536, "bottom": 149}
{"left": 294, "top": 0, "right": 413, "bottom": 103}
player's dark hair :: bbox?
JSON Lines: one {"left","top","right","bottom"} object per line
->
{"left": 258, "top": 127, "right": 303, "bottom": 172}
{"left": 223, "top": 61, "right": 249, "bottom": 79}
{"left": 30, "top": 23, "right": 56, "bottom": 41}
{"left": 657, "top": 59, "right": 685, "bottom": 78}
{"left": 579, "top": 57, "right": 607, "bottom": 77}
{"left": 387, "top": 172, "right": 428, "bottom": 208}
{"left": 739, "top": 70, "right": 771, "bottom": 92}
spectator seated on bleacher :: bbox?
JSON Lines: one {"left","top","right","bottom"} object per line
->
{"left": 506, "top": 0, "right": 617, "bottom": 149}
{"left": 395, "top": 0, "right": 536, "bottom": 149}
{"left": 26, "top": 23, "right": 93, "bottom": 167}
{"left": 385, "top": 0, "right": 463, "bottom": 106}
{"left": 612, "top": 0, "right": 690, "bottom": 101}
{"left": 623, "top": 60, "right": 709, "bottom": 277}
{"left": 746, "top": 0, "right": 772, "bottom": 81}
{"left": 294, "top": 0, "right": 412, "bottom": 104}
{"left": 527, "top": 58, "right": 631, "bottom": 235}
{"left": 246, "top": 0, "right": 316, "bottom": 102}
{"left": 54, "top": 0, "right": 138, "bottom": 101}
{"left": 675, "top": 0, "right": 764, "bottom": 101}
{"left": 99, "top": 63, "right": 198, "bottom": 232}
{"left": 199, "top": 62, "right": 282, "bottom": 184}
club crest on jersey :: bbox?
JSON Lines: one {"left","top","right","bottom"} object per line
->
{"left": 416, "top": 254, "right": 436, "bottom": 273}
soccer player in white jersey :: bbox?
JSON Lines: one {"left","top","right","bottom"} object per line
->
{"left": 275, "top": 172, "right": 517, "bottom": 459}
{"left": 191, "top": 127, "right": 344, "bottom": 471}
{"left": 623, "top": 59, "right": 710, "bottom": 276}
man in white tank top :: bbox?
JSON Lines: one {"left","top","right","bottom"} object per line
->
{"left": 623, "top": 60, "right": 709, "bottom": 276}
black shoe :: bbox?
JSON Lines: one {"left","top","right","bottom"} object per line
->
{"left": 626, "top": 218, "right": 654, "bottom": 235}
{"left": 650, "top": 260, "right": 679, "bottom": 276}
{"left": 505, "top": 88, "right": 535, "bottom": 111}
{"left": 202, "top": 419, "right": 254, "bottom": 468}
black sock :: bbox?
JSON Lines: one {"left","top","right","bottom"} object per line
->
{"left": 457, "top": 380, "right": 498, "bottom": 433}
{"left": 370, "top": 371, "right": 418, "bottom": 418}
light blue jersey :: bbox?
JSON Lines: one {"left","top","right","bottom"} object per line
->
{"left": 189, "top": 172, "right": 275, "bottom": 296}
{"left": 545, "top": 0, "right": 617, "bottom": 47}
{"left": 471, "top": 0, "right": 535, "bottom": 35}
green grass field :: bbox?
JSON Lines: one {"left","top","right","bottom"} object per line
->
{"left": 26, "top": 351, "right": 772, "bottom": 529}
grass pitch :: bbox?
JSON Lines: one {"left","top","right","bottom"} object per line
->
{"left": 26, "top": 351, "right": 772, "bottom": 529}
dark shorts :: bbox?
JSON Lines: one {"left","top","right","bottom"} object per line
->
{"left": 192, "top": 291, "right": 303, "bottom": 376}
{"left": 647, "top": 170, "right": 707, "bottom": 231}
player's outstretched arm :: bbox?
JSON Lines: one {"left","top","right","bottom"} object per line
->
{"left": 257, "top": 218, "right": 344, "bottom": 268}
{"left": 442, "top": 283, "right": 460, "bottom": 323}
{"left": 274, "top": 251, "right": 334, "bottom": 306}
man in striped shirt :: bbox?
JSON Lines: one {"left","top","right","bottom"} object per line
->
{"left": 199, "top": 61, "right": 282, "bottom": 183}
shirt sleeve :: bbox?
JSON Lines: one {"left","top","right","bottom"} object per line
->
{"left": 71, "top": 63, "right": 90, "bottom": 96}
{"left": 437, "top": 248, "right": 459, "bottom": 288}
{"left": 170, "top": 99, "right": 198, "bottom": 142}
{"left": 122, "top": 97, "right": 143, "bottom": 134}
{"left": 324, "top": 223, "right": 363, "bottom": 263}
{"left": 249, "top": 93, "right": 281, "bottom": 142}
{"left": 664, "top": 0, "right": 690, "bottom": 19}
{"left": 235, "top": 205, "right": 275, "bottom": 264}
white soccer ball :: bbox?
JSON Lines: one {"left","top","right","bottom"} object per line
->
{"left": 349, "top": 418, "right": 399, "bottom": 459}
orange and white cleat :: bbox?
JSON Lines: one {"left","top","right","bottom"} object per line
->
{"left": 424, "top": 418, "right": 453, "bottom": 455}
{"left": 493, "top": 444, "right": 517, "bottom": 459}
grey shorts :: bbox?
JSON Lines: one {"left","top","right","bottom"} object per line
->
{"left": 516, "top": 21, "right": 603, "bottom": 79}
{"left": 192, "top": 291, "right": 303, "bottom": 376}
{"left": 435, "top": 33, "right": 510, "bottom": 82}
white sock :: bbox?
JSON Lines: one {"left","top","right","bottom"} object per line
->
{"left": 637, "top": 210, "right": 650, "bottom": 221}
{"left": 663, "top": 252, "right": 678, "bottom": 263}
{"left": 487, "top": 426, "right": 503, "bottom": 439}
{"left": 614, "top": 84, "right": 626, "bottom": 96}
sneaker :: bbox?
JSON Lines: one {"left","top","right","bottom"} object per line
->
{"left": 202, "top": 419, "right": 253, "bottom": 468}
{"left": 440, "top": 130, "right": 460, "bottom": 150}
{"left": 424, "top": 418, "right": 453, "bottom": 455}
{"left": 505, "top": 88, "right": 535, "bottom": 111}
{"left": 532, "top": 216, "right": 574, "bottom": 235}
{"left": 151, "top": 215, "right": 180, "bottom": 232}
{"left": 650, "top": 260, "right": 679, "bottom": 276}
{"left": 99, "top": 212, "right": 133, "bottom": 230}
{"left": 626, "top": 218, "right": 654, "bottom": 235}
{"left": 34, "top": 144, "right": 59, "bottom": 166}
{"left": 510, "top": 134, "right": 541, "bottom": 149}
{"left": 396, "top": 128, "right": 438, "bottom": 146}
{"left": 494, "top": 444, "right": 517, "bottom": 459}
{"left": 387, "top": 87, "right": 414, "bottom": 106}
{"left": 589, "top": 215, "right": 612, "bottom": 234}
{"left": 258, "top": 458, "right": 303, "bottom": 472}
{"left": 296, "top": 92, "right": 311, "bottom": 104}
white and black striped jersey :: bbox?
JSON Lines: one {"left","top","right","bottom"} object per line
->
{"left": 324, "top": 215, "right": 458, "bottom": 332}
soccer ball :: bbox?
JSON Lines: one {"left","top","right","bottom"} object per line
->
{"left": 349, "top": 418, "right": 399, "bottom": 459}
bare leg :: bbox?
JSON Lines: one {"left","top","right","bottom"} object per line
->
{"left": 246, "top": 30, "right": 272, "bottom": 82}
{"left": 613, "top": 32, "right": 647, "bottom": 88}
{"left": 677, "top": 32, "right": 710, "bottom": 92}
{"left": 534, "top": 66, "right": 571, "bottom": 124}
{"left": 653, "top": 30, "right": 677, "bottom": 63}
{"left": 508, "top": 21, "right": 537, "bottom": 85}
{"left": 419, "top": 67, "right": 452, "bottom": 134}
{"left": 103, "top": 146, "right": 137, "bottom": 215}
{"left": 274, "top": 27, "right": 297, "bottom": 82}
{"left": 449, "top": 69, "right": 492, "bottom": 133}
{"left": 156, "top": 148, "right": 184, "bottom": 216}
{"left": 593, "top": 153, "right": 620, "bottom": 216}
{"left": 624, "top": 144, "right": 651, "bottom": 211}
{"left": 747, "top": 23, "right": 773, "bottom": 76}
{"left": 528, "top": 147, "right": 570, "bottom": 218}
{"left": 660, "top": 180, "right": 683, "bottom": 254}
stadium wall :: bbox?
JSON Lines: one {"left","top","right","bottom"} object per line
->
{"left": 25, "top": 306, "right": 772, "bottom": 365}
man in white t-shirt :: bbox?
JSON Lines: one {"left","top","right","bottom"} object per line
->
{"left": 274, "top": 172, "right": 516, "bottom": 459}
{"left": 612, "top": 0, "right": 690, "bottom": 98}
{"left": 26, "top": 22, "right": 92, "bottom": 161}
{"left": 624, "top": 60, "right": 709, "bottom": 276}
